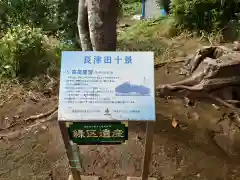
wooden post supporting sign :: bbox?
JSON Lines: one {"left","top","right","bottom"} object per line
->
{"left": 59, "top": 121, "right": 101, "bottom": 180}
{"left": 59, "top": 122, "right": 81, "bottom": 180}
{"left": 127, "top": 121, "right": 156, "bottom": 180}
{"left": 142, "top": 121, "right": 155, "bottom": 180}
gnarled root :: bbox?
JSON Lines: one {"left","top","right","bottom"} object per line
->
{"left": 156, "top": 46, "right": 240, "bottom": 126}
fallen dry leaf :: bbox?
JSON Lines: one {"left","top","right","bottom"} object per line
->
{"left": 172, "top": 117, "right": 178, "bottom": 128}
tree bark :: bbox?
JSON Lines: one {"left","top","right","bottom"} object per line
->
{"left": 86, "top": 0, "right": 117, "bottom": 51}
{"left": 77, "top": 0, "right": 92, "bottom": 51}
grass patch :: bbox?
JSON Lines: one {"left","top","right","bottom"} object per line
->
{"left": 118, "top": 17, "right": 203, "bottom": 64}
{"left": 121, "top": 2, "right": 141, "bottom": 17}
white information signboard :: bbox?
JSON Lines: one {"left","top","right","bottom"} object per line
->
{"left": 58, "top": 51, "right": 155, "bottom": 121}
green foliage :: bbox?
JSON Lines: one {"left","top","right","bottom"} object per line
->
{"left": 0, "top": 25, "right": 46, "bottom": 78}
{"left": 57, "top": 0, "right": 79, "bottom": 46}
{"left": 121, "top": 2, "right": 141, "bottom": 17}
{"left": 0, "top": 25, "right": 74, "bottom": 79}
{"left": 0, "top": 0, "right": 141, "bottom": 46}
{"left": 118, "top": 0, "right": 141, "bottom": 17}
{"left": 120, "top": 0, "right": 141, "bottom": 4}
{"left": 171, "top": 0, "right": 240, "bottom": 33}
{"left": 0, "top": 0, "right": 79, "bottom": 46}
{"left": 156, "top": 0, "right": 170, "bottom": 13}
{"left": 0, "top": 0, "right": 60, "bottom": 33}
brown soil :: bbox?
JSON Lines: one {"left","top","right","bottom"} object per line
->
{"left": 1, "top": 63, "right": 240, "bottom": 180}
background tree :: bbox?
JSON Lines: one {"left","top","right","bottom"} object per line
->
{"left": 77, "top": 0, "right": 92, "bottom": 50}
{"left": 78, "top": 0, "right": 117, "bottom": 51}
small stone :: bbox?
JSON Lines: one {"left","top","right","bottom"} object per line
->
{"left": 68, "top": 175, "right": 100, "bottom": 180}
{"left": 184, "top": 97, "right": 194, "bottom": 106}
{"left": 127, "top": 177, "right": 157, "bottom": 180}
{"left": 119, "top": 24, "right": 130, "bottom": 28}
{"left": 191, "top": 112, "right": 200, "bottom": 121}
{"left": 28, "top": 91, "right": 38, "bottom": 102}
{"left": 30, "top": 96, "right": 38, "bottom": 103}
{"left": 212, "top": 104, "right": 220, "bottom": 110}
{"left": 184, "top": 97, "right": 190, "bottom": 107}
{"left": 133, "top": 134, "right": 142, "bottom": 141}
{"left": 233, "top": 41, "right": 240, "bottom": 51}
{"left": 166, "top": 96, "right": 173, "bottom": 100}
{"left": 132, "top": 14, "right": 141, "bottom": 20}
{"left": 41, "top": 125, "right": 47, "bottom": 130}
{"left": 13, "top": 115, "right": 20, "bottom": 119}
{"left": 179, "top": 124, "right": 188, "bottom": 130}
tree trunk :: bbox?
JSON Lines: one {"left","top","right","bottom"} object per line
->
{"left": 77, "top": 0, "right": 92, "bottom": 51}
{"left": 86, "top": 0, "right": 117, "bottom": 51}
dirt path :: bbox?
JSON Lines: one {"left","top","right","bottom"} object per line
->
{"left": 1, "top": 63, "right": 240, "bottom": 180}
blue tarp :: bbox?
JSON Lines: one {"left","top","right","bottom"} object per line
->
{"left": 141, "top": 0, "right": 167, "bottom": 19}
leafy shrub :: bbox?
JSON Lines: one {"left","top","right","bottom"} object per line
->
{"left": 0, "top": 0, "right": 79, "bottom": 46}
{"left": 120, "top": 0, "right": 141, "bottom": 4}
{"left": 171, "top": 0, "right": 240, "bottom": 33}
{"left": 121, "top": 2, "right": 141, "bottom": 17}
{"left": 45, "top": 39, "right": 76, "bottom": 77}
{"left": 156, "top": 0, "right": 171, "bottom": 13}
{"left": 0, "top": 0, "right": 60, "bottom": 32}
{"left": 0, "top": 25, "right": 74, "bottom": 79}
{"left": 56, "top": 0, "right": 79, "bottom": 46}
{"left": 118, "top": 0, "right": 141, "bottom": 18}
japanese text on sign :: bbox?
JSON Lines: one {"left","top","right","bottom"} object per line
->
{"left": 68, "top": 122, "right": 128, "bottom": 145}
{"left": 72, "top": 129, "right": 124, "bottom": 138}
{"left": 84, "top": 55, "right": 132, "bottom": 64}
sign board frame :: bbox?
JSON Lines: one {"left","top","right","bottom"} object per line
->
{"left": 58, "top": 51, "right": 155, "bottom": 122}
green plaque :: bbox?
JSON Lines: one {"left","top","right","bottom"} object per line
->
{"left": 68, "top": 122, "right": 128, "bottom": 145}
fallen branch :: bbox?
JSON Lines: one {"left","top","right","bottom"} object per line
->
{"left": 8, "top": 105, "right": 58, "bottom": 129}
{"left": 225, "top": 100, "right": 240, "bottom": 105}
{"left": 206, "top": 94, "right": 240, "bottom": 114}
{"left": 0, "top": 111, "right": 58, "bottom": 140}
{"left": 206, "top": 94, "right": 240, "bottom": 125}
{"left": 24, "top": 105, "right": 58, "bottom": 122}
{"left": 154, "top": 59, "right": 186, "bottom": 69}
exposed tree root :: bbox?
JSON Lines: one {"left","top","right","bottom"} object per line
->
{"left": 207, "top": 95, "right": 240, "bottom": 124}
{"left": 156, "top": 46, "right": 240, "bottom": 126}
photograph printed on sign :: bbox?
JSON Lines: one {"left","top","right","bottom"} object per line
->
{"left": 58, "top": 51, "right": 155, "bottom": 121}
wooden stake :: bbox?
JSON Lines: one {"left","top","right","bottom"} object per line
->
{"left": 59, "top": 122, "right": 81, "bottom": 180}
{"left": 141, "top": 121, "right": 155, "bottom": 180}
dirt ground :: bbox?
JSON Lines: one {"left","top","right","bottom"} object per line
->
{"left": 1, "top": 62, "right": 240, "bottom": 180}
